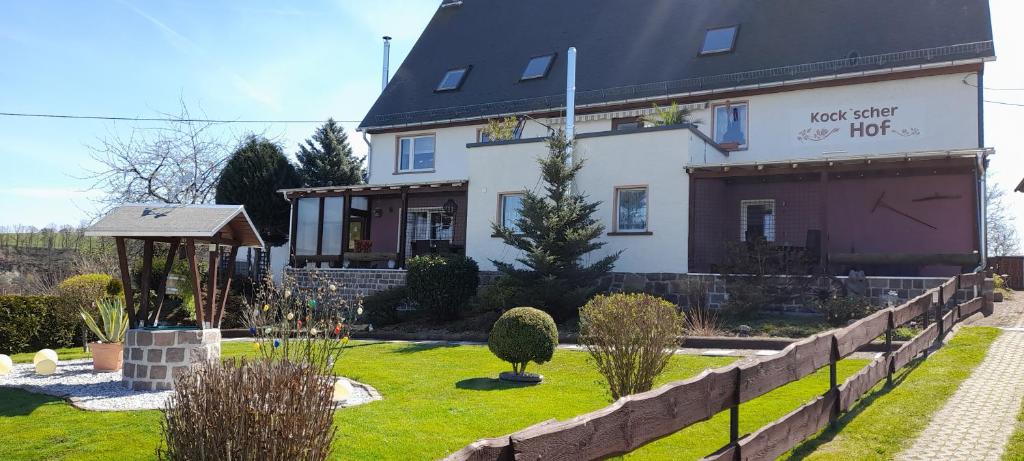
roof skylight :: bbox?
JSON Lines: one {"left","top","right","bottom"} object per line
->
{"left": 700, "top": 26, "right": 738, "bottom": 55}
{"left": 436, "top": 67, "right": 470, "bottom": 91}
{"left": 521, "top": 54, "right": 555, "bottom": 80}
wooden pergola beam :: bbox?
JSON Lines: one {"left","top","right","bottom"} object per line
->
{"left": 150, "top": 239, "right": 180, "bottom": 326}
{"left": 115, "top": 237, "right": 137, "bottom": 328}
{"left": 185, "top": 238, "right": 205, "bottom": 327}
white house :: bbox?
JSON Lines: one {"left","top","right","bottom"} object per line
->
{"left": 281, "top": 0, "right": 995, "bottom": 303}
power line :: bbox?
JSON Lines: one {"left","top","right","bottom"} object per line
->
{"left": 0, "top": 111, "right": 362, "bottom": 124}
{"left": 985, "top": 100, "right": 1024, "bottom": 107}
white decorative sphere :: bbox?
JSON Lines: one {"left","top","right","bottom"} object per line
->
{"left": 35, "top": 358, "right": 57, "bottom": 375}
{"left": 333, "top": 379, "right": 354, "bottom": 402}
{"left": 33, "top": 349, "right": 58, "bottom": 365}
{"left": 0, "top": 354, "right": 12, "bottom": 375}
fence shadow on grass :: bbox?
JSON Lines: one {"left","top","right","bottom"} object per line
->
{"left": 455, "top": 377, "right": 540, "bottom": 391}
{"left": 392, "top": 341, "right": 463, "bottom": 354}
{"left": 783, "top": 356, "right": 926, "bottom": 460}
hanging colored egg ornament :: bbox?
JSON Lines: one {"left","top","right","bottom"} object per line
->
{"left": 253, "top": 342, "right": 261, "bottom": 351}
{"left": 310, "top": 328, "right": 319, "bottom": 336}
{"left": 357, "top": 307, "right": 364, "bottom": 316}
{"left": 342, "top": 336, "right": 350, "bottom": 345}
{"left": 286, "top": 312, "right": 294, "bottom": 321}
{"left": 248, "top": 327, "right": 256, "bottom": 335}
{"left": 308, "top": 299, "right": 317, "bottom": 308}
{"left": 328, "top": 284, "right": 337, "bottom": 292}
{"left": 297, "top": 320, "right": 303, "bottom": 329}
{"left": 273, "top": 339, "right": 281, "bottom": 348}
{"left": 334, "top": 324, "right": 342, "bottom": 335}
{"left": 262, "top": 303, "right": 270, "bottom": 312}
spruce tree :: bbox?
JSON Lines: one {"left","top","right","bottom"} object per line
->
{"left": 491, "top": 133, "right": 620, "bottom": 321}
{"left": 216, "top": 136, "right": 300, "bottom": 247}
{"left": 296, "top": 119, "right": 365, "bottom": 187}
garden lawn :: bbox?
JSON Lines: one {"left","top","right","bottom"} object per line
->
{"left": 785, "top": 326, "right": 1001, "bottom": 460}
{"left": 1002, "top": 399, "right": 1024, "bottom": 460}
{"left": 0, "top": 341, "right": 868, "bottom": 460}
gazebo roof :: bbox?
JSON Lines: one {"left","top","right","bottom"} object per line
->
{"left": 1016, "top": 177, "right": 1024, "bottom": 193}
{"left": 85, "top": 204, "right": 264, "bottom": 248}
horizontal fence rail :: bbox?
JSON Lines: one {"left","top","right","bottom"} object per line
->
{"left": 446, "top": 272, "right": 993, "bottom": 461}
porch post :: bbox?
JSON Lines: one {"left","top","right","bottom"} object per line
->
{"left": 288, "top": 196, "right": 298, "bottom": 267}
{"left": 340, "top": 191, "right": 351, "bottom": 268}
{"left": 398, "top": 189, "right": 409, "bottom": 268}
{"left": 315, "top": 197, "right": 325, "bottom": 268}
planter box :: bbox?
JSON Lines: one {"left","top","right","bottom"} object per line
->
{"left": 122, "top": 329, "right": 221, "bottom": 391}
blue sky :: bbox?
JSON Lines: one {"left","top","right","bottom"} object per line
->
{"left": 0, "top": 0, "right": 436, "bottom": 227}
{"left": 1, "top": 0, "right": 1023, "bottom": 239}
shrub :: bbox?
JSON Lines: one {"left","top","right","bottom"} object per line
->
{"left": 476, "top": 277, "right": 518, "bottom": 312}
{"left": 815, "top": 295, "right": 871, "bottom": 326}
{"left": 159, "top": 358, "right": 336, "bottom": 461}
{"left": 893, "top": 326, "right": 918, "bottom": 342}
{"left": 488, "top": 307, "right": 558, "bottom": 375}
{"left": 0, "top": 295, "right": 78, "bottom": 353}
{"left": 362, "top": 286, "right": 416, "bottom": 326}
{"left": 57, "top": 273, "right": 117, "bottom": 310}
{"left": 406, "top": 255, "right": 479, "bottom": 320}
{"left": 579, "top": 293, "right": 683, "bottom": 400}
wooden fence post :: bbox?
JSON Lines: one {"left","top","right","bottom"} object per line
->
{"left": 885, "top": 310, "right": 895, "bottom": 386}
{"left": 730, "top": 369, "right": 741, "bottom": 461}
{"left": 829, "top": 335, "right": 840, "bottom": 426}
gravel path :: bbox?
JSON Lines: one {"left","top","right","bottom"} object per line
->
{"left": 0, "top": 359, "right": 380, "bottom": 412}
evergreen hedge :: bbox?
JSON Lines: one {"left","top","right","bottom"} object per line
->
{"left": 0, "top": 295, "right": 79, "bottom": 354}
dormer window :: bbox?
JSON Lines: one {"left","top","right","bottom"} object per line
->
{"left": 520, "top": 54, "right": 555, "bottom": 80}
{"left": 700, "top": 25, "right": 738, "bottom": 55}
{"left": 436, "top": 67, "right": 470, "bottom": 92}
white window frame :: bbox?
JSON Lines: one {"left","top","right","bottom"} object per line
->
{"left": 397, "top": 134, "right": 435, "bottom": 173}
{"left": 712, "top": 102, "right": 749, "bottom": 150}
{"left": 404, "top": 207, "right": 454, "bottom": 257}
{"left": 739, "top": 199, "right": 775, "bottom": 242}
{"left": 497, "top": 192, "right": 525, "bottom": 234}
{"left": 614, "top": 186, "right": 649, "bottom": 233}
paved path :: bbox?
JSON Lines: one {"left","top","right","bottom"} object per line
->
{"left": 899, "top": 297, "right": 1024, "bottom": 461}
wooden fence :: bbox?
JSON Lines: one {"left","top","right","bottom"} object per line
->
{"left": 446, "top": 272, "right": 994, "bottom": 461}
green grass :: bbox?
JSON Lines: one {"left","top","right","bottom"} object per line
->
{"left": 10, "top": 347, "right": 93, "bottom": 363}
{"left": 785, "top": 326, "right": 1001, "bottom": 460}
{"left": 1003, "top": 400, "right": 1024, "bottom": 460}
{"left": 0, "top": 341, "right": 870, "bottom": 460}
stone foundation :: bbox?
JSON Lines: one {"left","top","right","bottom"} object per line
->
{"left": 122, "top": 329, "right": 221, "bottom": 391}
{"left": 285, "top": 268, "right": 407, "bottom": 304}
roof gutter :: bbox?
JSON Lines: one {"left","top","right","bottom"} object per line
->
{"left": 360, "top": 57, "right": 993, "bottom": 132}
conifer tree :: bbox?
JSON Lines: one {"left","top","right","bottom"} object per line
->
{"left": 491, "top": 132, "right": 620, "bottom": 321}
{"left": 216, "top": 136, "right": 300, "bottom": 247}
{"left": 296, "top": 119, "right": 364, "bottom": 187}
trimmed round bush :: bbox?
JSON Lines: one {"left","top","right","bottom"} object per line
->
{"left": 57, "top": 274, "right": 118, "bottom": 309}
{"left": 488, "top": 307, "right": 558, "bottom": 375}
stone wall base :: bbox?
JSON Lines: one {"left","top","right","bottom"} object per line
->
{"left": 122, "top": 329, "right": 221, "bottom": 391}
{"left": 285, "top": 268, "right": 407, "bottom": 304}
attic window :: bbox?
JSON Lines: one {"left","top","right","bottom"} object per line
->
{"left": 700, "top": 26, "right": 738, "bottom": 55}
{"left": 521, "top": 54, "right": 555, "bottom": 80}
{"left": 436, "top": 67, "right": 470, "bottom": 92}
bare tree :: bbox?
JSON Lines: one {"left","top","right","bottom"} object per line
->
{"left": 986, "top": 182, "right": 1021, "bottom": 257}
{"left": 84, "top": 101, "right": 232, "bottom": 208}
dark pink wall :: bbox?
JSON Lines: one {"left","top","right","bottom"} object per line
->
{"left": 366, "top": 193, "right": 468, "bottom": 253}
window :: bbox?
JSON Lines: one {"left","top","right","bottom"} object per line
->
{"left": 701, "top": 25, "right": 738, "bottom": 55}
{"left": 405, "top": 208, "right": 454, "bottom": 257}
{"left": 713, "top": 103, "right": 748, "bottom": 149}
{"left": 740, "top": 199, "right": 775, "bottom": 242}
{"left": 612, "top": 117, "right": 645, "bottom": 131}
{"left": 499, "top": 193, "right": 525, "bottom": 233}
{"left": 321, "top": 196, "right": 343, "bottom": 255}
{"left": 398, "top": 135, "right": 435, "bottom": 172}
{"left": 521, "top": 54, "right": 555, "bottom": 80}
{"left": 294, "top": 198, "right": 320, "bottom": 256}
{"left": 615, "top": 187, "right": 648, "bottom": 232}
{"left": 436, "top": 67, "right": 469, "bottom": 91}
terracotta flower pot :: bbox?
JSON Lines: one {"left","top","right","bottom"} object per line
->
{"left": 89, "top": 342, "right": 124, "bottom": 372}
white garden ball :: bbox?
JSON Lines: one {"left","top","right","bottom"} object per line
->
{"left": 0, "top": 354, "right": 12, "bottom": 375}
{"left": 333, "top": 379, "right": 354, "bottom": 402}
{"left": 33, "top": 349, "right": 58, "bottom": 365}
{"left": 35, "top": 358, "right": 57, "bottom": 376}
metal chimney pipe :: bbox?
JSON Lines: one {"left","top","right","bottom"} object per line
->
{"left": 382, "top": 36, "right": 392, "bottom": 91}
{"left": 566, "top": 47, "right": 577, "bottom": 164}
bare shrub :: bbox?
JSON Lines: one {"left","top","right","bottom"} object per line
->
{"left": 159, "top": 358, "right": 336, "bottom": 461}
{"left": 680, "top": 279, "right": 720, "bottom": 336}
{"left": 159, "top": 271, "right": 358, "bottom": 461}
{"left": 579, "top": 293, "right": 683, "bottom": 400}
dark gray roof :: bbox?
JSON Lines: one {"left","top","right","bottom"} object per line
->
{"left": 85, "top": 204, "right": 265, "bottom": 247}
{"left": 360, "top": 0, "right": 993, "bottom": 131}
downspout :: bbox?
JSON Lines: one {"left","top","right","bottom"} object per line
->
{"left": 974, "top": 68, "right": 987, "bottom": 272}
{"left": 362, "top": 131, "right": 372, "bottom": 182}
{"left": 565, "top": 47, "right": 577, "bottom": 194}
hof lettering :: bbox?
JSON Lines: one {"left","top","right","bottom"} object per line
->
{"left": 809, "top": 105, "right": 901, "bottom": 138}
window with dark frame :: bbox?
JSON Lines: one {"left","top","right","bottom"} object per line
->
{"left": 436, "top": 67, "right": 470, "bottom": 91}
{"left": 521, "top": 54, "right": 555, "bottom": 80}
{"left": 499, "top": 193, "right": 525, "bottom": 233}
{"left": 740, "top": 199, "right": 775, "bottom": 242}
{"left": 612, "top": 116, "right": 645, "bottom": 131}
{"left": 398, "top": 135, "right": 435, "bottom": 172}
{"left": 615, "top": 187, "right": 648, "bottom": 232}
{"left": 700, "top": 25, "right": 738, "bottom": 55}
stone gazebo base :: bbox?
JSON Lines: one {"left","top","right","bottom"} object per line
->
{"left": 122, "top": 329, "right": 221, "bottom": 391}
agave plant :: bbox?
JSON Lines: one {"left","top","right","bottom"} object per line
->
{"left": 81, "top": 297, "right": 129, "bottom": 343}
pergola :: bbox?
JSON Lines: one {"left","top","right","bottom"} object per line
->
{"left": 85, "top": 204, "right": 264, "bottom": 329}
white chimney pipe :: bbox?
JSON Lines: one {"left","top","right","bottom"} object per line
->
{"left": 382, "top": 36, "right": 392, "bottom": 91}
{"left": 566, "top": 47, "right": 577, "bottom": 164}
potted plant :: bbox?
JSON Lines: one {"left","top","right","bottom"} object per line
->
{"left": 80, "top": 297, "right": 129, "bottom": 372}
